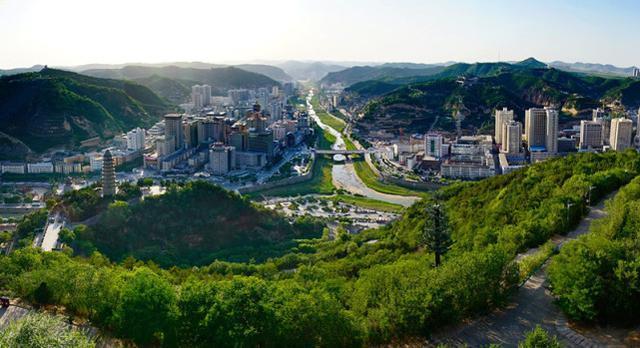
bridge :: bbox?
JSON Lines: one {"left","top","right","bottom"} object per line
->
{"left": 313, "top": 149, "right": 366, "bottom": 155}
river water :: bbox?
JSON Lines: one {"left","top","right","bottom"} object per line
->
{"left": 307, "top": 91, "right": 419, "bottom": 207}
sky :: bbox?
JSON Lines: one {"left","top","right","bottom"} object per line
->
{"left": 1, "top": 0, "right": 639, "bottom": 69}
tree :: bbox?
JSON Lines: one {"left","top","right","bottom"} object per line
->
{"left": 114, "top": 267, "right": 177, "bottom": 346}
{"left": 421, "top": 203, "right": 452, "bottom": 267}
{"left": 33, "top": 281, "right": 53, "bottom": 307}
{"left": 0, "top": 312, "right": 95, "bottom": 348}
{"left": 518, "top": 325, "right": 562, "bottom": 348}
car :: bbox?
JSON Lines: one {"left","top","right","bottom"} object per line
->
{"left": 48, "top": 217, "right": 55, "bottom": 223}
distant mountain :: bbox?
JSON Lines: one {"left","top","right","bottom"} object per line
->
{"left": 356, "top": 62, "right": 640, "bottom": 136}
{"left": 0, "top": 68, "right": 170, "bottom": 158}
{"left": 82, "top": 66, "right": 280, "bottom": 101}
{"left": 233, "top": 64, "right": 292, "bottom": 82}
{"left": 514, "top": 57, "right": 548, "bottom": 69}
{"left": 276, "top": 61, "right": 346, "bottom": 81}
{"left": 320, "top": 65, "right": 446, "bottom": 87}
{"left": 0, "top": 65, "right": 46, "bottom": 76}
{"left": 549, "top": 61, "right": 636, "bottom": 77}
{"left": 133, "top": 75, "right": 193, "bottom": 104}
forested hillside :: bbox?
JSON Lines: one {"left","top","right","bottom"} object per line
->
{"left": 0, "top": 68, "right": 169, "bottom": 157}
{"left": 2, "top": 151, "right": 639, "bottom": 346}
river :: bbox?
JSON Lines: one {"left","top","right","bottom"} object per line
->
{"left": 306, "top": 91, "right": 419, "bottom": 207}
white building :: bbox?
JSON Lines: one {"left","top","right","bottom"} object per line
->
{"left": 126, "top": 127, "right": 146, "bottom": 151}
{"left": 579, "top": 120, "right": 604, "bottom": 150}
{"left": 545, "top": 108, "right": 559, "bottom": 154}
{"left": 208, "top": 143, "right": 236, "bottom": 175}
{"left": 1, "top": 163, "right": 26, "bottom": 174}
{"left": 191, "top": 85, "right": 211, "bottom": 110}
{"left": 501, "top": 120, "right": 522, "bottom": 155}
{"left": 610, "top": 118, "right": 633, "bottom": 151}
{"left": 494, "top": 108, "right": 514, "bottom": 145}
{"left": 27, "top": 162, "right": 54, "bottom": 174}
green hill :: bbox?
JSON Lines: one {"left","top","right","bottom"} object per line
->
{"left": 78, "top": 181, "right": 323, "bottom": 266}
{"left": 82, "top": 65, "right": 280, "bottom": 100}
{"left": 234, "top": 64, "right": 293, "bottom": 82}
{"left": 0, "top": 68, "right": 170, "bottom": 157}
{"left": 320, "top": 65, "right": 445, "bottom": 86}
{"left": 357, "top": 63, "right": 637, "bottom": 135}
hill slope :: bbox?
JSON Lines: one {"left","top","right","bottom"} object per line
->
{"left": 82, "top": 65, "right": 280, "bottom": 100}
{"left": 321, "top": 65, "right": 445, "bottom": 86}
{"left": 81, "top": 181, "right": 323, "bottom": 266}
{"left": 0, "top": 68, "right": 169, "bottom": 157}
{"left": 356, "top": 62, "right": 639, "bottom": 135}
{"left": 234, "top": 64, "right": 293, "bottom": 82}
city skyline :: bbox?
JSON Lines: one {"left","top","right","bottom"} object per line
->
{"left": 1, "top": 0, "right": 640, "bottom": 69}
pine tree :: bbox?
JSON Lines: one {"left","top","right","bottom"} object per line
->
{"left": 421, "top": 203, "right": 452, "bottom": 267}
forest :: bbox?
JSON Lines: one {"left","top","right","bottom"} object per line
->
{"left": 1, "top": 150, "right": 639, "bottom": 346}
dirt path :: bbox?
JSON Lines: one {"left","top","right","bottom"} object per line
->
{"left": 430, "top": 193, "right": 614, "bottom": 347}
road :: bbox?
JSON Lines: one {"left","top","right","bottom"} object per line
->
{"left": 430, "top": 192, "right": 619, "bottom": 347}
{"left": 307, "top": 91, "right": 420, "bottom": 207}
{"left": 39, "top": 213, "right": 64, "bottom": 251}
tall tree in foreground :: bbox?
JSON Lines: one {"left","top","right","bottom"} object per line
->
{"left": 421, "top": 203, "right": 452, "bottom": 267}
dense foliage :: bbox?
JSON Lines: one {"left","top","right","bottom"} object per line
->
{"left": 1, "top": 151, "right": 638, "bottom": 346}
{"left": 0, "top": 312, "right": 95, "bottom": 348}
{"left": 75, "top": 181, "right": 324, "bottom": 266}
{"left": 549, "top": 175, "right": 640, "bottom": 323}
{"left": 0, "top": 68, "right": 169, "bottom": 156}
{"left": 357, "top": 61, "right": 640, "bottom": 134}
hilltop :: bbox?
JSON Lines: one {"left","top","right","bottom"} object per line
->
{"left": 76, "top": 181, "right": 323, "bottom": 266}
{"left": 82, "top": 65, "right": 280, "bottom": 102}
{"left": 0, "top": 68, "right": 170, "bottom": 157}
{"left": 353, "top": 61, "right": 640, "bottom": 135}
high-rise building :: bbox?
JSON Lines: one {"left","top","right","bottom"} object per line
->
{"left": 545, "top": 108, "right": 559, "bottom": 154}
{"left": 164, "top": 114, "right": 183, "bottom": 152}
{"left": 208, "top": 143, "right": 236, "bottom": 175}
{"left": 610, "top": 118, "right": 633, "bottom": 151}
{"left": 501, "top": 120, "right": 523, "bottom": 155}
{"left": 247, "top": 130, "right": 274, "bottom": 159}
{"left": 191, "top": 85, "right": 211, "bottom": 109}
{"left": 633, "top": 67, "right": 640, "bottom": 78}
{"left": 102, "top": 149, "right": 116, "bottom": 197}
{"left": 592, "top": 108, "right": 611, "bottom": 145}
{"left": 425, "top": 133, "right": 444, "bottom": 158}
{"left": 579, "top": 120, "right": 604, "bottom": 150}
{"left": 183, "top": 120, "right": 199, "bottom": 148}
{"left": 525, "top": 108, "right": 547, "bottom": 149}
{"left": 126, "top": 127, "right": 145, "bottom": 151}
{"left": 494, "top": 108, "right": 514, "bottom": 145}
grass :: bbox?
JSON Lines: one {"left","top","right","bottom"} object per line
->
{"left": 352, "top": 158, "right": 427, "bottom": 197}
{"left": 517, "top": 241, "right": 557, "bottom": 283}
{"left": 316, "top": 125, "right": 336, "bottom": 150}
{"left": 311, "top": 96, "right": 346, "bottom": 133}
{"left": 329, "top": 194, "right": 403, "bottom": 213}
{"left": 249, "top": 156, "right": 335, "bottom": 198}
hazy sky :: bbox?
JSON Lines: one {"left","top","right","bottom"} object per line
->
{"left": 1, "top": 0, "right": 639, "bottom": 69}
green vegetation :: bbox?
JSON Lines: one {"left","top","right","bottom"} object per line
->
{"left": 517, "top": 241, "right": 557, "bottom": 283}
{"left": 84, "top": 65, "right": 279, "bottom": 97}
{"left": 549, "top": 175, "right": 640, "bottom": 323}
{"left": 251, "top": 156, "right": 335, "bottom": 197}
{"left": 329, "top": 194, "right": 403, "bottom": 213}
{"left": 2, "top": 151, "right": 639, "bottom": 346}
{"left": 73, "top": 181, "right": 323, "bottom": 266}
{"left": 0, "top": 68, "right": 170, "bottom": 157}
{"left": 0, "top": 312, "right": 95, "bottom": 348}
{"left": 357, "top": 60, "right": 640, "bottom": 134}
{"left": 311, "top": 96, "right": 347, "bottom": 133}
{"left": 114, "top": 156, "right": 143, "bottom": 172}
{"left": 519, "top": 325, "right": 562, "bottom": 348}
{"left": 352, "top": 158, "right": 424, "bottom": 197}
